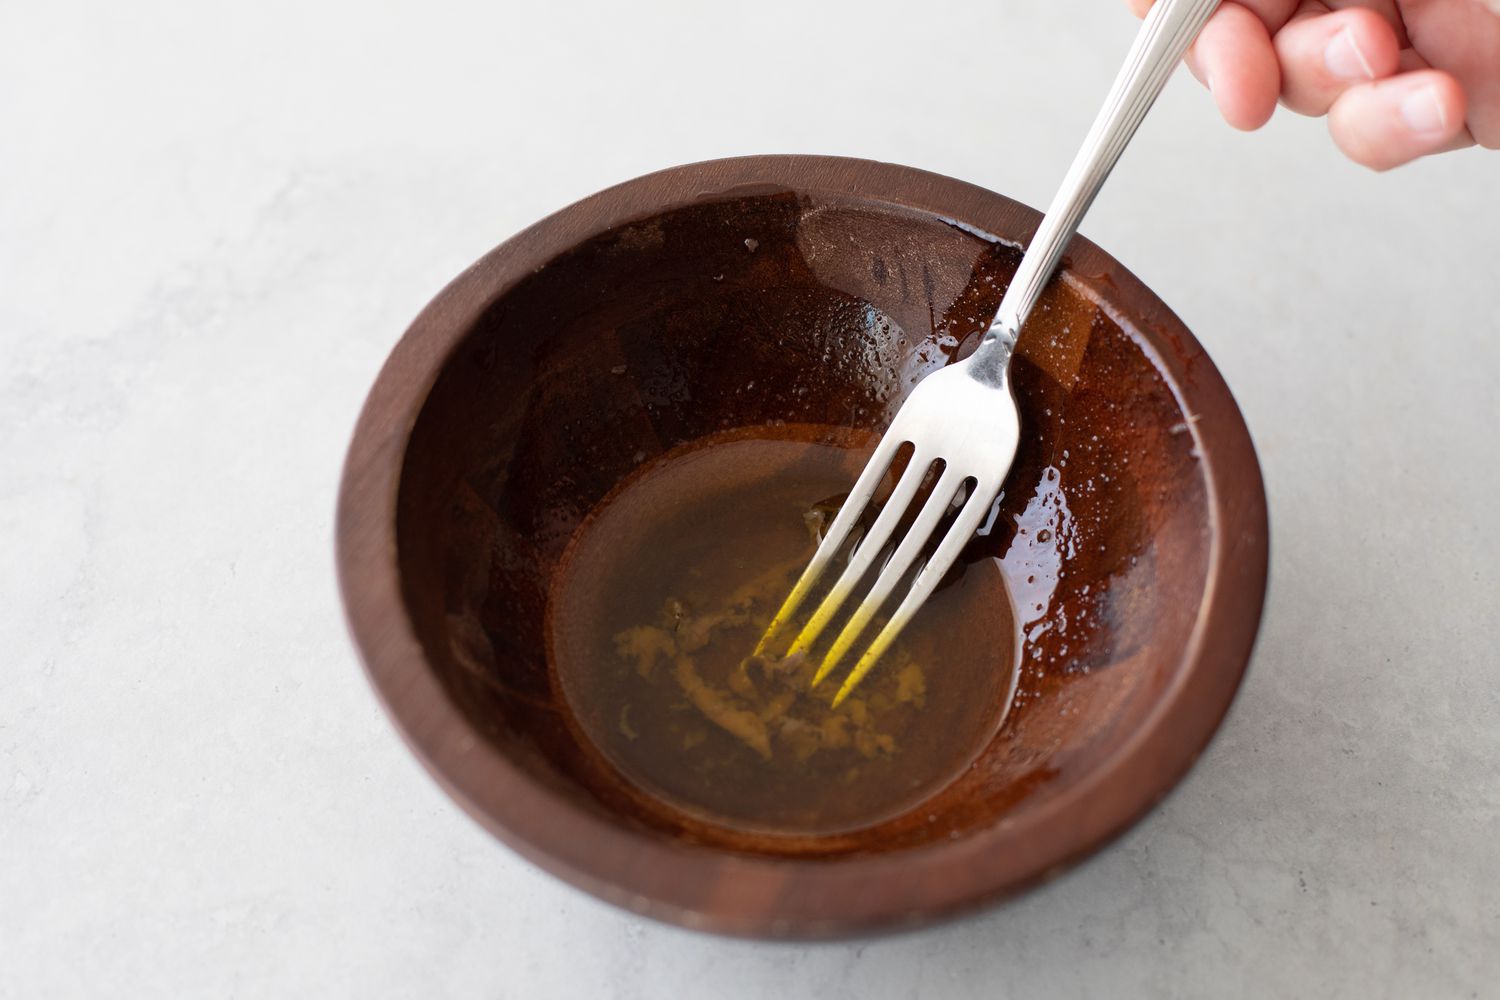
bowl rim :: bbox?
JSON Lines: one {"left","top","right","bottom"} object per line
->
{"left": 335, "top": 154, "right": 1269, "bottom": 939}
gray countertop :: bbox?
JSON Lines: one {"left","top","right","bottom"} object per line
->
{"left": 4, "top": 1, "right": 1497, "bottom": 996}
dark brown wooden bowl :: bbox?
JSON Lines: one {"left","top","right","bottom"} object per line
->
{"left": 336, "top": 155, "right": 1268, "bottom": 938}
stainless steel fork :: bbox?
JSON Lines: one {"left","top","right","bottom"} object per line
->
{"left": 755, "top": 0, "right": 1222, "bottom": 705}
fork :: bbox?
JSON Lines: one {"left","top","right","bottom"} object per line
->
{"left": 754, "top": 0, "right": 1222, "bottom": 706}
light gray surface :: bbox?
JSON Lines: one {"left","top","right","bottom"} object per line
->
{"left": 3, "top": 0, "right": 1497, "bottom": 996}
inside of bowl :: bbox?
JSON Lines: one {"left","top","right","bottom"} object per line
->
{"left": 394, "top": 191, "right": 1211, "bottom": 856}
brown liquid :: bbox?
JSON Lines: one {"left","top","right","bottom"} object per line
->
{"left": 548, "top": 428, "right": 1020, "bottom": 835}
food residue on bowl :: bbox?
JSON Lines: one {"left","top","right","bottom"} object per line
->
{"left": 611, "top": 512, "right": 928, "bottom": 765}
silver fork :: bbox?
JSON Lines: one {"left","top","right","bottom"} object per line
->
{"left": 755, "top": 0, "right": 1222, "bottom": 706}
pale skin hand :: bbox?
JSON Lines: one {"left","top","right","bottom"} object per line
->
{"left": 1127, "top": 0, "right": 1500, "bottom": 169}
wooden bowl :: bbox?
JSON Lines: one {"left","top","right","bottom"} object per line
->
{"left": 336, "top": 156, "right": 1268, "bottom": 938}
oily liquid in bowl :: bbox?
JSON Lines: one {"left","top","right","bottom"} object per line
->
{"left": 548, "top": 429, "right": 1021, "bottom": 836}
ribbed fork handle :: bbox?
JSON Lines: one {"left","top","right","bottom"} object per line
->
{"left": 973, "top": 0, "right": 1220, "bottom": 374}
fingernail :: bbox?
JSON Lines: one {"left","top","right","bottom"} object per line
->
{"left": 1400, "top": 85, "right": 1448, "bottom": 133}
{"left": 1324, "top": 27, "right": 1375, "bottom": 80}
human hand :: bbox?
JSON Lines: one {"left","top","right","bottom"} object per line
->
{"left": 1127, "top": 0, "right": 1500, "bottom": 169}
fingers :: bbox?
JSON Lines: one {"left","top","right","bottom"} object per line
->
{"left": 1273, "top": 5, "right": 1401, "bottom": 115}
{"left": 1124, "top": 0, "right": 1486, "bottom": 167}
{"left": 1191, "top": 2, "right": 1282, "bottom": 130}
{"left": 1327, "top": 69, "right": 1471, "bottom": 169}
{"left": 1382, "top": 0, "right": 1500, "bottom": 149}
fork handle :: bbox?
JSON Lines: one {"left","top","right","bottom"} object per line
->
{"left": 975, "top": 0, "right": 1221, "bottom": 370}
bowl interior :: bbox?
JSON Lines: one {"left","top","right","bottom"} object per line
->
{"left": 392, "top": 189, "right": 1214, "bottom": 857}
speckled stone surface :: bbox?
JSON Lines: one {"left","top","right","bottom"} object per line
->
{"left": 3, "top": 1, "right": 1497, "bottom": 996}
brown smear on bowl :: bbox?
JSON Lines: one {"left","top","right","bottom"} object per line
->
{"left": 394, "top": 188, "right": 1211, "bottom": 858}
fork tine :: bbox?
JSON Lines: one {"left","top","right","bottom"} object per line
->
{"left": 751, "top": 430, "right": 909, "bottom": 657}
{"left": 830, "top": 479, "right": 996, "bottom": 707}
{"left": 781, "top": 447, "right": 934, "bottom": 661}
{"left": 808, "top": 467, "right": 967, "bottom": 688}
